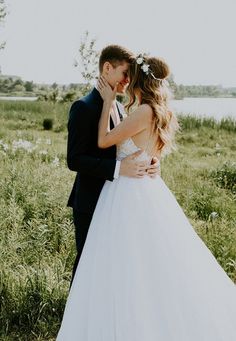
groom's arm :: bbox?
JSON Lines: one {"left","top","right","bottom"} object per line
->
{"left": 67, "top": 100, "right": 116, "bottom": 181}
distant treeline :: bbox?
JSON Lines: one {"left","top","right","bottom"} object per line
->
{"left": 0, "top": 76, "right": 85, "bottom": 102}
{"left": 0, "top": 76, "right": 36, "bottom": 94}
{"left": 0, "top": 76, "right": 81, "bottom": 96}
{"left": 171, "top": 83, "right": 236, "bottom": 99}
{"left": 0, "top": 75, "right": 236, "bottom": 101}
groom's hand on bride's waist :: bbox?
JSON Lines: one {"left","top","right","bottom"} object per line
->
{"left": 147, "top": 157, "right": 161, "bottom": 178}
{"left": 119, "top": 151, "right": 160, "bottom": 179}
{"left": 119, "top": 150, "right": 147, "bottom": 178}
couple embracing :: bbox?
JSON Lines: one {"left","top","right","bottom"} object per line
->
{"left": 57, "top": 45, "right": 236, "bottom": 340}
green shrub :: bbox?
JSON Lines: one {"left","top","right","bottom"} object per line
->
{"left": 188, "top": 186, "right": 219, "bottom": 221}
{"left": 43, "top": 119, "right": 53, "bottom": 130}
{"left": 211, "top": 162, "right": 236, "bottom": 193}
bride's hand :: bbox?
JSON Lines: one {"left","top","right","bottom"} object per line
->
{"left": 98, "top": 76, "right": 118, "bottom": 103}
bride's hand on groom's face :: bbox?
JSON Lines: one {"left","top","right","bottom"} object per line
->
{"left": 98, "top": 76, "right": 117, "bottom": 102}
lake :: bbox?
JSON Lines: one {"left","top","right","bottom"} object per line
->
{"left": 0, "top": 96, "right": 236, "bottom": 120}
{"left": 0, "top": 96, "right": 38, "bottom": 101}
{"left": 171, "top": 97, "right": 236, "bottom": 120}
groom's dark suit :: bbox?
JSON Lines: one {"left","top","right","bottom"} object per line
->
{"left": 67, "top": 88, "right": 123, "bottom": 279}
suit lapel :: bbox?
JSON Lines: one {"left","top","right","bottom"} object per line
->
{"left": 110, "top": 116, "right": 115, "bottom": 129}
{"left": 110, "top": 101, "right": 122, "bottom": 128}
{"left": 91, "top": 89, "right": 124, "bottom": 123}
{"left": 91, "top": 89, "right": 124, "bottom": 129}
{"left": 116, "top": 101, "right": 124, "bottom": 122}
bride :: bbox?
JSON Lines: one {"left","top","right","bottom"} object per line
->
{"left": 57, "top": 54, "right": 236, "bottom": 340}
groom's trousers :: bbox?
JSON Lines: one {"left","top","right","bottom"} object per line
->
{"left": 70, "top": 208, "right": 93, "bottom": 284}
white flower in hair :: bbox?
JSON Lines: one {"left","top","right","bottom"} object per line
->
{"left": 136, "top": 53, "right": 168, "bottom": 84}
{"left": 141, "top": 64, "right": 150, "bottom": 73}
{"left": 136, "top": 57, "right": 143, "bottom": 65}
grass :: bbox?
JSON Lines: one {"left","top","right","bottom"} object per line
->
{"left": 0, "top": 101, "right": 236, "bottom": 340}
{"left": 177, "top": 113, "right": 236, "bottom": 132}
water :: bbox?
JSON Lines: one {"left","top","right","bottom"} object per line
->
{"left": 0, "top": 96, "right": 38, "bottom": 101}
{"left": 0, "top": 96, "right": 236, "bottom": 121}
{"left": 171, "top": 97, "right": 236, "bottom": 120}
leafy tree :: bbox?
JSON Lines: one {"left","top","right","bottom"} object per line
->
{"left": 168, "top": 74, "right": 179, "bottom": 97}
{"left": 69, "top": 83, "right": 79, "bottom": 90}
{"left": 0, "top": 0, "right": 6, "bottom": 51}
{"left": 61, "top": 90, "right": 77, "bottom": 102}
{"left": 52, "top": 82, "right": 58, "bottom": 90}
{"left": 39, "top": 85, "right": 48, "bottom": 91}
{"left": 74, "top": 30, "right": 99, "bottom": 95}
{"left": 0, "top": 77, "right": 11, "bottom": 92}
{"left": 49, "top": 89, "right": 59, "bottom": 103}
{"left": 25, "top": 80, "right": 34, "bottom": 92}
{"left": 10, "top": 78, "right": 23, "bottom": 91}
{"left": 14, "top": 84, "right": 25, "bottom": 92}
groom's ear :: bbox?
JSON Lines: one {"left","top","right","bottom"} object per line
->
{"left": 103, "top": 61, "right": 112, "bottom": 74}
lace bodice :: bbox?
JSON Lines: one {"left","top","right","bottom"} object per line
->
{"left": 117, "top": 138, "right": 152, "bottom": 163}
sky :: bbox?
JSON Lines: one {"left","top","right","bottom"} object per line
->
{"left": 0, "top": 0, "right": 235, "bottom": 86}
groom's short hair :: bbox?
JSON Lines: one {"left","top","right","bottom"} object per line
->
{"left": 99, "top": 45, "right": 134, "bottom": 73}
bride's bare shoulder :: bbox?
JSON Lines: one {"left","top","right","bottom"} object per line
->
{"left": 132, "top": 104, "right": 153, "bottom": 120}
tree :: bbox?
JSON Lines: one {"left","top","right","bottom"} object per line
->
{"left": 0, "top": 0, "right": 6, "bottom": 51}
{"left": 24, "top": 80, "right": 34, "bottom": 92}
{"left": 74, "top": 31, "right": 99, "bottom": 95}
{"left": 52, "top": 82, "right": 58, "bottom": 90}
{"left": 14, "top": 84, "right": 25, "bottom": 92}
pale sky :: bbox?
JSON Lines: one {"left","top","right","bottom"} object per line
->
{"left": 0, "top": 0, "right": 235, "bottom": 86}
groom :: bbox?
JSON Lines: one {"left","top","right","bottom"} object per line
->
{"left": 67, "top": 45, "right": 159, "bottom": 280}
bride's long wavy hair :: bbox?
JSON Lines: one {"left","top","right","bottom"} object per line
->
{"left": 126, "top": 55, "right": 179, "bottom": 154}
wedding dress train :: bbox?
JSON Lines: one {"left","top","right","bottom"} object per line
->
{"left": 57, "top": 138, "right": 236, "bottom": 341}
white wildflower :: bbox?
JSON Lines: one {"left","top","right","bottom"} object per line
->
{"left": 36, "top": 138, "right": 42, "bottom": 144}
{"left": 56, "top": 96, "right": 63, "bottom": 102}
{"left": 46, "top": 138, "right": 52, "bottom": 145}
{"left": 0, "top": 150, "right": 6, "bottom": 157}
{"left": 3, "top": 143, "right": 8, "bottom": 151}
{"left": 52, "top": 157, "right": 60, "bottom": 166}
{"left": 12, "top": 139, "right": 36, "bottom": 153}
{"left": 209, "top": 212, "right": 218, "bottom": 220}
{"left": 39, "top": 150, "right": 48, "bottom": 155}
{"left": 0, "top": 140, "right": 8, "bottom": 151}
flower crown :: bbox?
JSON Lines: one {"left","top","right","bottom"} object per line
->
{"left": 136, "top": 54, "right": 166, "bottom": 84}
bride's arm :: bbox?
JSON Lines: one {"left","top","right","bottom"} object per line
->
{"left": 98, "top": 77, "right": 151, "bottom": 148}
{"left": 98, "top": 104, "right": 152, "bottom": 148}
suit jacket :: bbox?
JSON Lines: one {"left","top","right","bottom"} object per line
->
{"left": 67, "top": 87, "right": 124, "bottom": 214}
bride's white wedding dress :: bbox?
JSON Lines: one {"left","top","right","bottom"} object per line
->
{"left": 57, "top": 138, "right": 236, "bottom": 341}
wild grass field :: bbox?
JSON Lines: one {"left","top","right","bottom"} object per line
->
{"left": 0, "top": 100, "right": 236, "bottom": 340}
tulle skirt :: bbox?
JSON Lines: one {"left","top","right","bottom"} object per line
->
{"left": 57, "top": 175, "right": 236, "bottom": 341}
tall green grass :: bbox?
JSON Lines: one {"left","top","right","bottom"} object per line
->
{"left": 0, "top": 101, "right": 69, "bottom": 133}
{"left": 178, "top": 113, "right": 236, "bottom": 132}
